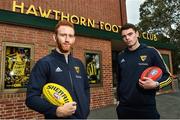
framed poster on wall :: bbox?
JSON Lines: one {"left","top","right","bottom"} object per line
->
{"left": 85, "top": 51, "right": 101, "bottom": 85}
{"left": 1, "top": 42, "right": 34, "bottom": 92}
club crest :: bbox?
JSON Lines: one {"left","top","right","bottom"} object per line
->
{"left": 140, "top": 55, "right": 147, "bottom": 62}
{"left": 74, "top": 66, "right": 80, "bottom": 74}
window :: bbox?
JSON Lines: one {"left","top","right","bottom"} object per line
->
{"left": 0, "top": 42, "right": 34, "bottom": 92}
{"left": 161, "top": 54, "right": 170, "bottom": 71}
{"left": 158, "top": 49, "right": 173, "bottom": 73}
{"left": 85, "top": 51, "right": 101, "bottom": 85}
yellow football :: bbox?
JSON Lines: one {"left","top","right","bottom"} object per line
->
{"left": 42, "top": 83, "right": 73, "bottom": 106}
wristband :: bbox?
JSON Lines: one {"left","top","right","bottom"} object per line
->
{"left": 155, "top": 82, "right": 160, "bottom": 90}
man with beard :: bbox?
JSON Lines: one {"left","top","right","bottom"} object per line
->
{"left": 116, "top": 23, "right": 172, "bottom": 119}
{"left": 26, "top": 20, "right": 90, "bottom": 119}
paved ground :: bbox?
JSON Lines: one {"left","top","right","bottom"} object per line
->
{"left": 88, "top": 91, "right": 180, "bottom": 119}
{"left": 156, "top": 92, "right": 180, "bottom": 119}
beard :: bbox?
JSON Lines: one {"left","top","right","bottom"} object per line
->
{"left": 56, "top": 39, "right": 72, "bottom": 53}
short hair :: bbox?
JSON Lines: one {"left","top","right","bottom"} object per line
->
{"left": 120, "top": 23, "right": 138, "bottom": 35}
{"left": 55, "top": 20, "right": 74, "bottom": 34}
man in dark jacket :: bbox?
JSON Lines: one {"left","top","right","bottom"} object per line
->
{"left": 116, "top": 23, "right": 172, "bottom": 119}
{"left": 26, "top": 20, "right": 90, "bottom": 119}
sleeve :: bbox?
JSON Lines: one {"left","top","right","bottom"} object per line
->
{"left": 116, "top": 54, "right": 122, "bottom": 101}
{"left": 151, "top": 48, "right": 173, "bottom": 89}
{"left": 78, "top": 61, "right": 90, "bottom": 118}
{"left": 82, "top": 62, "right": 90, "bottom": 112}
{"left": 25, "top": 60, "right": 58, "bottom": 118}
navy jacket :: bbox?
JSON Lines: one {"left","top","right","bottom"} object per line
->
{"left": 26, "top": 50, "right": 90, "bottom": 119}
{"left": 117, "top": 44, "right": 172, "bottom": 107}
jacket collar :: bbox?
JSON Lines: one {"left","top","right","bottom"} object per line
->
{"left": 51, "top": 49, "right": 72, "bottom": 64}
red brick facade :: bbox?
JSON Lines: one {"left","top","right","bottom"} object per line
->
{"left": 0, "top": 0, "right": 126, "bottom": 119}
{"left": 0, "top": 0, "right": 123, "bottom": 25}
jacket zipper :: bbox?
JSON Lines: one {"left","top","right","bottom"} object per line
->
{"left": 68, "top": 71, "right": 74, "bottom": 92}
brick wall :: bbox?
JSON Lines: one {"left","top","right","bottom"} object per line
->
{"left": 0, "top": 23, "right": 54, "bottom": 119}
{"left": 0, "top": 21, "right": 113, "bottom": 118}
{"left": 73, "top": 36, "right": 113, "bottom": 109}
{"left": 0, "top": 93, "right": 44, "bottom": 119}
{"left": 0, "top": 24, "right": 47, "bottom": 119}
{"left": 0, "top": 0, "right": 122, "bottom": 25}
{"left": 0, "top": 0, "right": 125, "bottom": 118}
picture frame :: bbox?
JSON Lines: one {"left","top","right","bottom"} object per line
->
{"left": 0, "top": 42, "right": 34, "bottom": 92}
{"left": 85, "top": 51, "right": 102, "bottom": 85}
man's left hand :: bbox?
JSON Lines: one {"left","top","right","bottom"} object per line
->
{"left": 139, "top": 77, "right": 159, "bottom": 89}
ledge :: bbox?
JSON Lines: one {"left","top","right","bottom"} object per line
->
{"left": 0, "top": 9, "right": 175, "bottom": 50}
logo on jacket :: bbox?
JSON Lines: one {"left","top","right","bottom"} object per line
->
{"left": 120, "top": 58, "right": 125, "bottom": 63}
{"left": 140, "top": 55, "right": 147, "bottom": 62}
{"left": 55, "top": 67, "right": 62, "bottom": 72}
{"left": 74, "top": 66, "right": 80, "bottom": 74}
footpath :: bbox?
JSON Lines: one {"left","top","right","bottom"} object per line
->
{"left": 88, "top": 91, "right": 180, "bottom": 119}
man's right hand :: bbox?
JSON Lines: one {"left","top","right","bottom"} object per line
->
{"left": 56, "top": 101, "right": 77, "bottom": 117}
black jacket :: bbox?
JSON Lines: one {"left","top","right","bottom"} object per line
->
{"left": 117, "top": 44, "right": 172, "bottom": 107}
{"left": 26, "top": 50, "right": 90, "bottom": 119}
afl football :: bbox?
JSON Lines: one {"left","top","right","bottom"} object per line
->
{"left": 43, "top": 83, "right": 73, "bottom": 106}
{"left": 141, "top": 66, "right": 162, "bottom": 81}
